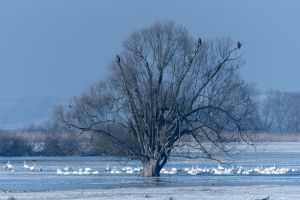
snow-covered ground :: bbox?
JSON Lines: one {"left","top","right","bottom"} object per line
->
{"left": 2, "top": 185, "right": 300, "bottom": 200}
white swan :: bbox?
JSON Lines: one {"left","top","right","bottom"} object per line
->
{"left": 183, "top": 167, "right": 190, "bottom": 172}
{"left": 212, "top": 167, "right": 223, "bottom": 175}
{"left": 122, "top": 166, "right": 134, "bottom": 174}
{"left": 72, "top": 170, "right": 79, "bottom": 175}
{"left": 4, "top": 161, "right": 14, "bottom": 171}
{"left": 63, "top": 170, "right": 71, "bottom": 175}
{"left": 105, "top": 164, "right": 111, "bottom": 172}
{"left": 56, "top": 167, "right": 63, "bottom": 175}
{"left": 24, "top": 161, "right": 30, "bottom": 169}
{"left": 237, "top": 165, "right": 244, "bottom": 174}
{"left": 84, "top": 167, "right": 92, "bottom": 172}
{"left": 110, "top": 167, "right": 121, "bottom": 174}
{"left": 187, "top": 166, "right": 198, "bottom": 175}
{"left": 79, "top": 167, "right": 84, "bottom": 174}
{"left": 92, "top": 170, "right": 99, "bottom": 175}
{"left": 28, "top": 164, "right": 36, "bottom": 172}
{"left": 133, "top": 166, "right": 142, "bottom": 173}
{"left": 217, "top": 165, "right": 224, "bottom": 170}
{"left": 160, "top": 168, "right": 168, "bottom": 174}
{"left": 64, "top": 166, "right": 72, "bottom": 171}
{"left": 169, "top": 168, "right": 177, "bottom": 175}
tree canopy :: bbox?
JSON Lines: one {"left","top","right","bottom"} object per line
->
{"left": 56, "top": 21, "right": 258, "bottom": 177}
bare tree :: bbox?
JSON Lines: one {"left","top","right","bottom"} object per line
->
{"left": 56, "top": 21, "right": 257, "bottom": 177}
{"left": 261, "top": 90, "right": 300, "bottom": 133}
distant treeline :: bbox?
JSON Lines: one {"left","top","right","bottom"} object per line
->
{"left": 260, "top": 90, "right": 300, "bottom": 133}
{"left": 1, "top": 89, "right": 300, "bottom": 156}
{"left": 0, "top": 124, "right": 126, "bottom": 156}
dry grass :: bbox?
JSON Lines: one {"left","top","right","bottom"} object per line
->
{"left": 253, "top": 132, "right": 300, "bottom": 142}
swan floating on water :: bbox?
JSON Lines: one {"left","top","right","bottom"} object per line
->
{"left": 24, "top": 161, "right": 30, "bottom": 170}
{"left": 28, "top": 164, "right": 36, "bottom": 172}
{"left": 84, "top": 167, "right": 92, "bottom": 172}
{"left": 160, "top": 167, "right": 178, "bottom": 174}
{"left": 122, "top": 166, "right": 134, "bottom": 174}
{"left": 64, "top": 166, "right": 72, "bottom": 171}
{"left": 56, "top": 166, "right": 100, "bottom": 175}
{"left": 56, "top": 167, "right": 63, "bottom": 174}
{"left": 110, "top": 167, "right": 121, "bottom": 174}
{"left": 23, "top": 161, "right": 42, "bottom": 172}
{"left": 187, "top": 166, "right": 198, "bottom": 175}
{"left": 3, "top": 161, "right": 15, "bottom": 172}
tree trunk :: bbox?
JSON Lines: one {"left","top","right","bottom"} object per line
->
{"left": 141, "top": 159, "right": 161, "bottom": 177}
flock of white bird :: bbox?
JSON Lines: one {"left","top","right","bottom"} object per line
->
{"left": 3, "top": 161, "right": 42, "bottom": 172}
{"left": 181, "top": 165, "right": 297, "bottom": 176}
{"left": 2, "top": 161, "right": 299, "bottom": 176}
{"left": 56, "top": 166, "right": 100, "bottom": 175}
{"left": 56, "top": 165, "right": 144, "bottom": 175}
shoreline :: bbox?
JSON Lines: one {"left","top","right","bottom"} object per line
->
{"left": 2, "top": 185, "right": 300, "bottom": 200}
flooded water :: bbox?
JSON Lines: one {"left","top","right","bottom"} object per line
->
{"left": 1, "top": 142, "right": 300, "bottom": 191}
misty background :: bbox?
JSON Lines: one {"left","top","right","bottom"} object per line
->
{"left": 1, "top": 0, "right": 300, "bottom": 129}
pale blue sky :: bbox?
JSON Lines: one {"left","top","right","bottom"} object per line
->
{"left": 1, "top": 0, "right": 300, "bottom": 100}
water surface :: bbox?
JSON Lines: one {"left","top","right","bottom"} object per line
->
{"left": 1, "top": 142, "right": 300, "bottom": 191}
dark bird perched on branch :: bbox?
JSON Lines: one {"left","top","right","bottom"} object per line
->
{"left": 197, "top": 38, "right": 202, "bottom": 47}
{"left": 116, "top": 54, "right": 121, "bottom": 64}
{"left": 237, "top": 41, "right": 242, "bottom": 49}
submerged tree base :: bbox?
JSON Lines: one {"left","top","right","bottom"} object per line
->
{"left": 141, "top": 159, "right": 161, "bottom": 177}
